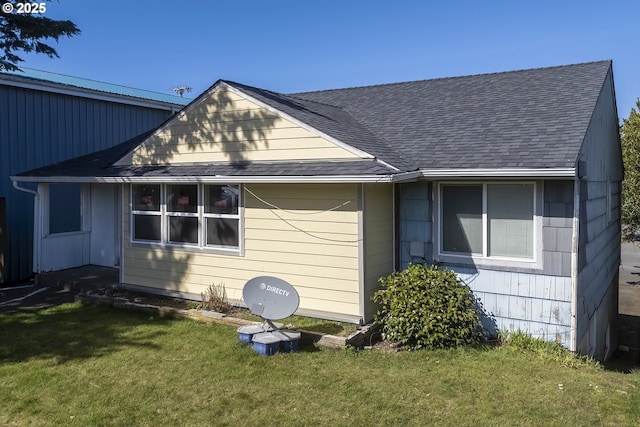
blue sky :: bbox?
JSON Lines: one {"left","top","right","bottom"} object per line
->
{"left": 18, "top": 0, "right": 640, "bottom": 119}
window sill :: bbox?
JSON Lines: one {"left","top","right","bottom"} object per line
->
{"left": 45, "top": 230, "right": 89, "bottom": 238}
{"left": 435, "top": 252, "right": 542, "bottom": 273}
{"left": 129, "top": 241, "right": 244, "bottom": 257}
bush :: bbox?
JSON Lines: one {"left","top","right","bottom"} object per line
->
{"left": 373, "top": 263, "right": 483, "bottom": 350}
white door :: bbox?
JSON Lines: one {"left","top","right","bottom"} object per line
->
{"left": 90, "top": 184, "right": 119, "bottom": 267}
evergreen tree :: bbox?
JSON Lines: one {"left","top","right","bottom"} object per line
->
{"left": 621, "top": 99, "right": 640, "bottom": 241}
{"left": 0, "top": 1, "right": 79, "bottom": 71}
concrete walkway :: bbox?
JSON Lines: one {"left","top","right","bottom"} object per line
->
{"left": 0, "top": 266, "right": 118, "bottom": 313}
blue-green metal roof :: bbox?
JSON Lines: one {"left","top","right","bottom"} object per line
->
{"left": 3, "top": 67, "right": 191, "bottom": 106}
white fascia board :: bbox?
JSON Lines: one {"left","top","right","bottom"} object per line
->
{"left": 12, "top": 174, "right": 404, "bottom": 184}
{"left": 1, "top": 76, "right": 185, "bottom": 112}
{"left": 222, "top": 82, "right": 383, "bottom": 163}
{"left": 11, "top": 169, "right": 421, "bottom": 184}
{"left": 419, "top": 168, "right": 576, "bottom": 178}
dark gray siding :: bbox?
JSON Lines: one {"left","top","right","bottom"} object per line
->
{"left": 0, "top": 84, "right": 176, "bottom": 282}
{"left": 542, "top": 180, "right": 574, "bottom": 277}
{"left": 574, "top": 68, "right": 622, "bottom": 358}
{"left": 398, "top": 181, "right": 432, "bottom": 268}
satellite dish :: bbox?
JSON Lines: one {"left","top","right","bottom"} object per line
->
{"left": 243, "top": 276, "right": 299, "bottom": 320}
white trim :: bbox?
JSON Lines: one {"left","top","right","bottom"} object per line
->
{"left": 420, "top": 168, "right": 575, "bottom": 178}
{"left": 434, "top": 181, "right": 543, "bottom": 270}
{"left": 130, "top": 183, "right": 243, "bottom": 254}
{"left": 0, "top": 74, "right": 185, "bottom": 112}
{"left": 357, "top": 184, "right": 366, "bottom": 323}
{"left": 12, "top": 172, "right": 420, "bottom": 184}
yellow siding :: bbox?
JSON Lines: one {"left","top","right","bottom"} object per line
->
{"left": 363, "top": 183, "right": 394, "bottom": 321}
{"left": 121, "top": 87, "right": 360, "bottom": 165}
{"left": 122, "top": 184, "right": 362, "bottom": 319}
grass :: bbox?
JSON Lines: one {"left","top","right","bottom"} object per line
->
{"left": 1, "top": 303, "right": 639, "bottom": 426}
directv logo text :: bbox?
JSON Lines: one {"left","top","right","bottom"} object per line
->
{"left": 263, "top": 284, "right": 290, "bottom": 297}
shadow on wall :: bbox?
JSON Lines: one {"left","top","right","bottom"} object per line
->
{"left": 123, "top": 87, "right": 286, "bottom": 298}
{"left": 126, "top": 246, "right": 196, "bottom": 297}
{"left": 135, "top": 88, "right": 281, "bottom": 165}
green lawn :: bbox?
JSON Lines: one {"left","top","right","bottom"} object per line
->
{"left": 1, "top": 302, "right": 639, "bottom": 426}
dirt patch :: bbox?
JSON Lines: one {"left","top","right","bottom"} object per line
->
{"left": 87, "top": 287, "right": 253, "bottom": 319}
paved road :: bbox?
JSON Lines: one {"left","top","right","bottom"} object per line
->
{"left": 620, "top": 242, "right": 640, "bottom": 316}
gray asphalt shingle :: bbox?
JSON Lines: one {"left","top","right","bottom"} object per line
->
{"left": 15, "top": 61, "right": 613, "bottom": 179}
{"left": 292, "top": 60, "right": 612, "bottom": 169}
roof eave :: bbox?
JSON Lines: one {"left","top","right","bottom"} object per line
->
{"left": 418, "top": 167, "right": 576, "bottom": 178}
{"left": 11, "top": 172, "right": 420, "bottom": 184}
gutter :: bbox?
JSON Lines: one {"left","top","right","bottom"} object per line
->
{"left": 12, "top": 181, "right": 41, "bottom": 275}
{"left": 11, "top": 170, "right": 422, "bottom": 185}
{"left": 419, "top": 167, "right": 576, "bottom": 178}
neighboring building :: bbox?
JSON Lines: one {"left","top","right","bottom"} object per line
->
{"left": 0, "top": 68, "right": 189, "bottom": 282}
{"left": 12, "top": 61, "right": 621, "bottom": 360}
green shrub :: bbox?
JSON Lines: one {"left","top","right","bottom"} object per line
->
{"left": 373, "top": 263, "right": 483, "bottom": 350}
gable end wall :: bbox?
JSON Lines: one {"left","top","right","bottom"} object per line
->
{"left": 124, "top": 88, "right": 361, "bottom": 165}
{"left": 575, "top": 68, "right": 622, "bottom": 359}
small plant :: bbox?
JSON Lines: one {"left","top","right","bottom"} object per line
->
{"left": 201, "top": 282, "right": 232, "bottom": 314}
{"left": 186, "top": 301, "right": 202, "bottom": 310}
{"left": 499, "top": 330, "right": 600, "bottom": 369}
{"left": 373, "top": 263, "right": 483, "bottom": 350}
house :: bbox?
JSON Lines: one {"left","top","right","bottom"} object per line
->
{"left": 0, "top": 67, "right": 189, "bottom": 282}
{"left": 11, "top": 60, "right": 621, "bottom": 360}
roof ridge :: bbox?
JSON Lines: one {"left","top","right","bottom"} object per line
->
{"left": 291, "top": 60, "right": 613, "bottom": 96}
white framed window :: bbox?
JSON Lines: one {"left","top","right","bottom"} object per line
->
{"left": 166, "top": 184, "right": 199, "bottom": 245}
{"left": 204, "top": 184, "right": 240, "bottom": 248}
{"left": 132, "top": 184, "right": 162, "bottom": 242}
{"left": 437, "top": 182, "right": 538, "bottom": 264}
{"left": 131, "top": 183, "right": 241, "bottom": 252}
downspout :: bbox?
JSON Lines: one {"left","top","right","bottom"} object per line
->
{"left": 570, "top": 175, "right": 581, "bottom": 352}
{"left": 12, "top": 181, "right": 41, "bottom": 278}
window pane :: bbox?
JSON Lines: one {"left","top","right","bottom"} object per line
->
{"left": 133, "top": 215, "right": 161, "bottom": 241}
{"left": 205, "top": 185, "right": 239, "bottom": 214}
{"left": 50, "top": 183, "right": 81, "bottom": 234}
{"left": 442, "top": 185, "right": 482, "bottom": 254}
{"left": 487, "top": 184, "right": 534, "bottom": 258}
{"left": 206, "top": 218, "right": 239, "bottom": 247}
{"left": 133, "top": 184, "right": 160, "bottom": 211}
{"left": 167, "top": 185, "right": 198, "bottom": 213}
{"left": 169, "top": 216, "right": 199, "bottom": 244}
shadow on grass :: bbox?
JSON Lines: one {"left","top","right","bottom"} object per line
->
{"left": 0, "top": 303, "right": 166, "bottom": 364}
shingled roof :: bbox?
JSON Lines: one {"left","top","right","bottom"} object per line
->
{"left": 13, "top": 61, "right": 614, "bottom": 182}
{"left": 291, "top": 60, "right": 613, "bottom": 170}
